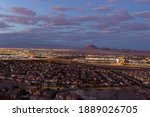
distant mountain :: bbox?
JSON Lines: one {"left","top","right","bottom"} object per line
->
{"left": 82, "top": 44, "right": 98, "bottom": 50}
{"left": 79, "top": 45, "right": 150, "bottom": 56}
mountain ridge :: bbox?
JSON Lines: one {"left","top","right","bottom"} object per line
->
{"left": 79, "top": 45, "right": 150, "bottom": 56}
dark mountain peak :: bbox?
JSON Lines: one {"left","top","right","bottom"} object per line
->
{"left": 82, "top": 44, "right": 98, "bottom": 50}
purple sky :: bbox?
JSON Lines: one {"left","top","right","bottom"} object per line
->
{"left": 0, "top": 0, "right": 150, "bottom": 50}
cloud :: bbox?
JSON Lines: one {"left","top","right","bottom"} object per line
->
{"left": 51, "top": 6, "right": 83, "bottom": 12}
{"left": 49, "top": 14, "right": 79, "bottom": 26}
{"left": 0, "top": 13, "right": 50, "bottom": 25}
{"left": 72, "top": 15, "right": 101, "bottom": 22}
{"left": 1, "top": 25, "right": 148, "bottom": 50}
{"left": 135, "top": 0, "right": 150, "bottom": 3}
{"left": 0, "top": 21, "right": 10, "bottom": 28}
{"left": 90, "top": 10, "right": 133, "bottom": 29}
{"left": 0, "top": 13, "right": 79, "bottom": 26}
{"left": 10, "top": 7, "right": 36, "bottom": 16}
{"left": 93, "top": 5, "right": 112, "bottom": 11}
{"left": 106, "top": 22, "right": 150, "bottom": 33}
{"left": 120, "top": 23, "right": 150, "bottom": 31}
{"left": 108, "top": 10, "right": 133, "bottom": 24}
{"left": 90, "top": 23, "right": 109, "bottom": 30}
{"left": 2, "top": 15, "right": 38, "bottom": 25}
{"left": 0, "top": 7, "right": 133, "bottom": 31}
{"left": 108, "top": 0, "right": 119, "bottom": 3}
{"left": 0, "top": 22, "right": 150, "bottom": 50}
{"left": 135, "top": 11, "right": 150, "bottom": 19}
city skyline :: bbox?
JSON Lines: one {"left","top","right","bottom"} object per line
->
{"left": 0, "top": 0, "right": 150, "bottom": 50}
